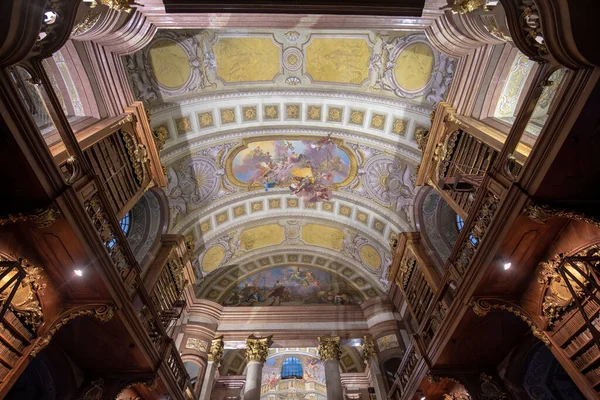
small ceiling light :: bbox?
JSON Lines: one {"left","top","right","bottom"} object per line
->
{"left": 420, "top": 397, "right": 426, "bottom": 400}
{"left": 74, "top": 269, "right": 83, "bottom": 277}
{"left": 503, "top": 262, "right": 512, "bottom": 270}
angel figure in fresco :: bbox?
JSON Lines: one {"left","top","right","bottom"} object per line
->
{"left": 286, "top": 268, "right": 320, "bottom": 288}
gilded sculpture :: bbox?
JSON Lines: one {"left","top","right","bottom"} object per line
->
{"left": 208, "top": 336, "right": 225, "bottom": 365}
{"left": 245, "top": 335, "right": 272, "bottom": 363}
{"left": 317, "top": 336, "right": 341, "bottom": 361}
{"left": 361, "top": 335, "right": 376, "bottom": 364}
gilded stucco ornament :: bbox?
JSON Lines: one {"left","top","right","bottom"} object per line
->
{"left": 525, "top": 203, "right": 600, "bottom": 229}
{"left": 89, "top": 0, "right": 133, "bottom": 13}
{"left": 361, "top": 335, "right": 376, "bottom": 364}
{"left": 479, "top": 373, "right": 507, "bottom": 400}
{"left": 245, "top": 335, "right": 272, "bottom": 363}
{"left": 208, "top": 336, "right": 225, "bottom": 365}
{"left": 471, "top": 299, "right": 550, "bottom": 346}
{"left": 318, "top": 336, "right": 341, "bottom": 361}
{"left": 0, "top": 206, "right": 59, "bottom": 228}
{"left": 0, "top": 258, "right": 46, "bottom": 330}
{"left": 71, "top": 11, "right": 100, "bottom": 36}
{"left": 152, "top": 125, "right": 168, "bottom": 152}
{"left": 31, "top": 304, "right": 114, "bottom": 357}
{"left": 415, "top": 127, "right": 430, "bottom": 151}
{"left": 443, "top": 0, "right": 490, "bottom": 14}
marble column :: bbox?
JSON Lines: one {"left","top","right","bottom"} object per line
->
{"left": 362, "top": 336, "right": 386, "bottom": 400}
{"left": 318, "top": 336, "right": 343, "bottom": 400}
{"left": 243, "top": 335, "right": 272, "bottom": 400}
{"left": 199, "top": 337, "right": 224, "bottom": 400}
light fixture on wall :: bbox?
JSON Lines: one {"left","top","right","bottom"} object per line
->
{"left": 503, "top": 262, "right": 512, "bottom": 270}
{"left": 74, "top": 269, "right": 83, "bottom": 277}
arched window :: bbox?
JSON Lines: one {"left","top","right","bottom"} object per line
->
{"left": 281, "top": 357, "right": 303, "bottom": 380}
{"left": 456, "top": 215, "right": 478, "bottom": 246}
{"left": 107, "top": 212, "right": 131, "bottom": 249}
{"left": 119, "top": 212, "right": 131, "bottom": 236}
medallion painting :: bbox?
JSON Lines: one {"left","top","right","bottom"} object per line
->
{"left": 229, "top": 136, "right": 354, "bottom": 202}
{"left": 222, "top": 266, "right": 362, "bottom": 306}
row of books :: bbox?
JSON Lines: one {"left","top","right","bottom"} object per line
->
{"left": 0, "top": 342, "right": 19, "bottom": 366}
{"left": 0, "top": 363, "right": 10, "bottom": 381}
{"left": 585, "top": 365, "right": 600, "bottom": 386}
{"left": 574, "top": 344, "right": 600, "bottom": 370}
{"left": 3, "top": 312, "right": 32, "bottom": 341}
{"left": 0, "top": 323, "right": 25, "bottom": 352}
{"left": 565, "top": 329, "right": 594, "bottom": 357}
{"left": 554, "top": 303, "right": 600, "bottom": 345}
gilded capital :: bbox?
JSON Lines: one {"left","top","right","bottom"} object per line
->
{"left": 318, "top": 336, "right": 341, "bottom": 361}
{"left": 245, "top": 335, "right": 272, "bottom": 363}
{"left": 208, "top": 336, "right": 224, "bottom": 366}
{"left": 362, "top": 335, "right": 376, "bottom": 363}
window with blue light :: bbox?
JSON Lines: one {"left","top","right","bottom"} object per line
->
{"left": 281, "top": 357, "right": 303, "bottom": 380}
{"left": 456, "top": 214, "right": 464, "bottom": 231}
{"left": 106, "top": 212, "right": 131, "bottom": 249}
{"left": 456, "top": 215, "right": 477, "bottom": 246}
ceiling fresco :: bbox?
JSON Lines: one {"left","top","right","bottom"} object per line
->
{"left": 123, "top": 28, "right": 457, "bottom": 303}
{"left": 124, "top": 29, "right": 455, "bottom": 104}
{"left": 220, "top": 266, "right": 362, "bottom": 307}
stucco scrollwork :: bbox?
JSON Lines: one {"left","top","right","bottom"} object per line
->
{"left": 166, "top": 156, "right": 221, "bottom": 226}
{"left": 363, "top": 155, "right": 415, "bottom": 222}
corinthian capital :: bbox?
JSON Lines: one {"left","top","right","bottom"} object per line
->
{"left": 208, "top": 336, "right": 224, "bottom": 366}
{"left": 245, "top": 335, "right": 272, "bottom": 363}
{"left": 318, "top": 336, "right": 341, "bottom": 361}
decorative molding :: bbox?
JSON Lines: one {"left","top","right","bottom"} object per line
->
{"left": 524, "top": 203, "right": 600, "bottom": 229}
{"left": 0, "top": 206, "right": 60, "bottom": 228}
{"left": 471, "top": 298, "right": 550, "bottom": 346}
{"left": 31, "top": 304, "right": 114, "bottom": 357}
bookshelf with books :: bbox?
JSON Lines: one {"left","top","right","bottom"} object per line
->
{"left": 0, "top": 310, "right": 33, "bottom": 383}
{"left": 551, "top": 297, "right": 600, "bottom": 390}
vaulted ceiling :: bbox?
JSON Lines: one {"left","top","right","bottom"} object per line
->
{"left": 123, "top": 28, "right": 456, "bottom": 303}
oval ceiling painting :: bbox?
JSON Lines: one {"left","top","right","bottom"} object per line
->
{"left": 227, "top": 136, "right": 356, "bottom": 203}
{"left": 149, "top": 40, "right": 191, "bottom": 88}
{"left": 393, "top": 43, "right": 434, "bottom": 92}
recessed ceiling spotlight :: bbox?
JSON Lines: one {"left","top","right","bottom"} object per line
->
{"left": 503, "top": 262, "right": 512, "bottom": 270}
{"left": 74, "top": 269, "right": 83, "bottom": 277}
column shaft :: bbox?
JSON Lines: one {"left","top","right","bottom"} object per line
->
{"left": 243, "top": 360, "right": 263, "bottom": 400}
{"left": 324, "top": 359, "right": 344, "bottom": 400}
{"left": 199, "top": 360, "right": 217, "bottom": 400}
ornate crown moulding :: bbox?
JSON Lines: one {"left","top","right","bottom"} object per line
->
{"left": 150, "top": 89, "right": 435, "bottom": 115}
{"left": 161, "top": 127, "right": 422, "bottom": 166}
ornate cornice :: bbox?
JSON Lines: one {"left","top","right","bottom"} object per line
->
{"left": 150, "top": 89, "right": 434, "bottom": 115}
{"left": 161, "top": 127, "right": 421, "bottom": 166}
{"left": 524, "top": 203, "right": 600, "bottom": 229}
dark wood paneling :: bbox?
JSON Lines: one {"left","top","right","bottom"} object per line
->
{"left": 162, "top": 0, "right": 425, "bottom": 16}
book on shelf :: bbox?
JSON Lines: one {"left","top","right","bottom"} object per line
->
{"left": 574, "top": 345, "right": 600, "bottom": 370}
